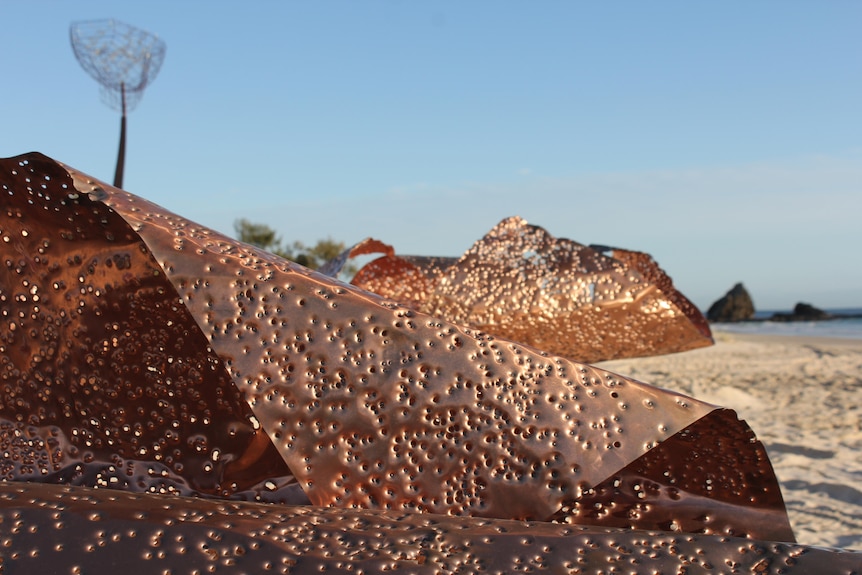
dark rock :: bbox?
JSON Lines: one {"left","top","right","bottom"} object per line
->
{"left": 793, "top": 302, "right": 829, "bottom": 318}
{"left": 707, "top": 283, "right": 755, "bottom": 322}
{"left": 770, "top": 302, "right": 832, "bottom": 322}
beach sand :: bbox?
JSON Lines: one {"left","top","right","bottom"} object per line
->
{"left": 598, "top": 332, "right": 862, "bottom": 550}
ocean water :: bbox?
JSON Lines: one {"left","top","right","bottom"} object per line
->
{"left": 710, "top": 308, "right": 862, "bottom": 340}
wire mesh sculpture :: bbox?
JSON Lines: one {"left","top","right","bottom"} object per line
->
{"left": 70, "top": 19, "right": 166, "bottom": 188}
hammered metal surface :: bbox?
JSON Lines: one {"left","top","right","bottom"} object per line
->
{"left": 0, "top": 154, "right": 305, "bottom": 504}
{"left": 1, "top": 482, "right": 857, "bottom": 575}
{"left": 350, "top": 250, "right": 458, "bottom": 310}
{"left": 343, "top": 217, "right": 712, "bottom": 363}
{"left": 551, "top": 409, "right": 794, "bottom": 541}
{"left": 61, "top": 161, "right": 715, "bottom": 522}
{"left": 0, "top": 152, "right": 797, "bottom": 546}
{"left": 591, "top": 244, "right": 712, "bottom": 341}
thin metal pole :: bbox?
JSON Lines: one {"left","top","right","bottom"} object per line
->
{"left": 113, "top": 82, "right": 127, "bottom": 188}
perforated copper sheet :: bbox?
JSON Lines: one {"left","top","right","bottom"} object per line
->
{"left": 61, "top": 162, "right": 714, "bottom": 521}
{"left": 1, "top": 482, "right": 857, "bottom": 575}
{"left": 0, "top": 154, "right": 305, "bottom": 504}
{"left": 592, "top": 244, "right": 712, "bottom": 341}
{"left": 343, "top": 217, "right": 712, "bottom": 363}
{"left": 1, "top": 153, "right": 795, "bottom": 545}
{"left": 550, "top": 409, "right": 793, "bottom": 540}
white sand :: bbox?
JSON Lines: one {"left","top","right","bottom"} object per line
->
{"left": 598, "top": 332, "right": 862, "bottom": 550}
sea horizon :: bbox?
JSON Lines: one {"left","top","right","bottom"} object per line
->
{"left": 709, "top": 307, "right": 862, "bottom": 340}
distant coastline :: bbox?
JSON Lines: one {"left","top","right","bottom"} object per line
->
{"left": 746, "top": 308, "right": 862, "bottom": 323}
{"left": 709, "top": 308, "right": 862, "bottom": 340}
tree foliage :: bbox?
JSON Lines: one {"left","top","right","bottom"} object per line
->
{"left": 233, "top": 218, "right": 356, "bottom": 274}
{"left": 234, "top": 219, "right": 281, "bottom": 253}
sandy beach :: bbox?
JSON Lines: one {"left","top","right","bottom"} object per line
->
{"left": 598, "top": 332, "right": 862, "bottom": 550}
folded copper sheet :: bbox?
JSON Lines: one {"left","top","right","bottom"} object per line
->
{"left": 0, "top": 152, "right": 797, "bottom": 559}
{"left": 0, "top": 155, "right": 306, "bottom": 504}
{"left": 341, "top": 218, "right": 712, "bottom": 363}
{"left": 3, "top": 482, "right": 858, "bottom": 575}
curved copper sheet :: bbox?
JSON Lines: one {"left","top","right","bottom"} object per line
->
{"left": 0, "top": 154, "right": 305, "bottom": 504}
{"left": 1, "top": 153, "right": 794, "bottom": 544}
{"left": 57, "top": 158, "right": 716, "bottom": 521}
{"left": 343, "top": 217, "right": 712, "bottom": 363}
{"left": 1, "top": 482, "right": 857, "bottom": 574}
{"left": 317, "top": 237, "right": 396, "bottom": 278}
{"left": 591, "top": 244, "right": 712, "bottom": 341}
{"left": 551, "top": 409, "right": 792, "bottom": 540}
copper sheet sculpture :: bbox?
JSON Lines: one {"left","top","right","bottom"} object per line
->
{"left": 339, "top": 219, "right": 712, "bottom": 363}
{"left": 1, "top": 152, "right": 857, "bottom": 573}
{"left": 3, "top": 482, "right": 861, "bottom": 575}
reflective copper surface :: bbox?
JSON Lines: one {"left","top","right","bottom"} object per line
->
{"left": 55, "top": 156, "right": 718, "bottom": 524}
{"left": 0, "top": 154, "right": 304, "bottom": 503}
{"left": 550, "top": 409, "right": 792, "bottom": 540}
{"left": 0, "top": 152, "right": 843, "bottom": 571}
{"left": 2, "top": 482, "right": 858, "bottom": 575}
{"left": 341, "top": 217, "right": 712, "bottom": 363}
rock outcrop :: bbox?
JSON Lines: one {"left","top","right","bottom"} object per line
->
{"left": 770, "top": 302, "right": 831, "bottom": 322}
{"left": 707, "top": 283, "right": 755, "bottom": 322}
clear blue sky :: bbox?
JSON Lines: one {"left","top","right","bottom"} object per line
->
{"left": 3, "top": 1, "right": 860, "bottom": 310}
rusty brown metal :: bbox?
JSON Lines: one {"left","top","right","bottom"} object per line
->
{"left": 340, "top": 217, "right": 713, "bottom": 363}
{"left": 2, "top": 482, "right": 859, "bottom": 575}
{"left": 0, "top": 152, "right": 825, "bottom": 570}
